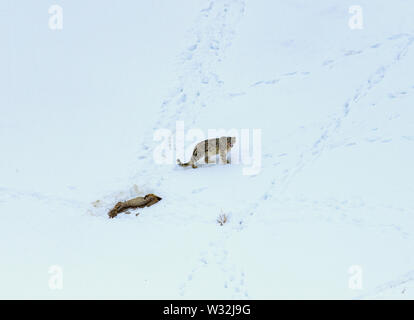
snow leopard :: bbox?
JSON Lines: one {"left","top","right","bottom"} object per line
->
{"left": 177, "top": 136, "right": 236, "bottom": 169}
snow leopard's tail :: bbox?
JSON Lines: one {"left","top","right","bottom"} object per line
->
{"left": 177, "top": 159, "right": 191, "bottom": 167}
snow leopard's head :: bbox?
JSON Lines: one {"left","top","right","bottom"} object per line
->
{"left": 227, "top": 136, "right": 236, "bottom": 148}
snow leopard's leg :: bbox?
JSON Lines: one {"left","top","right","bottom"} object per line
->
{"left": 219, "top": 148, "right": 229, "bottom": 164}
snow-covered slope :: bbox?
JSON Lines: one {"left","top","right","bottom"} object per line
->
{"left": 1, "top": 0, "right": 414, "bottom": 299}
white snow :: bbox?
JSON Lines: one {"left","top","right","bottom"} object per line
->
{"left": 1, "top": 0, "right": 414, "bottom": 299}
